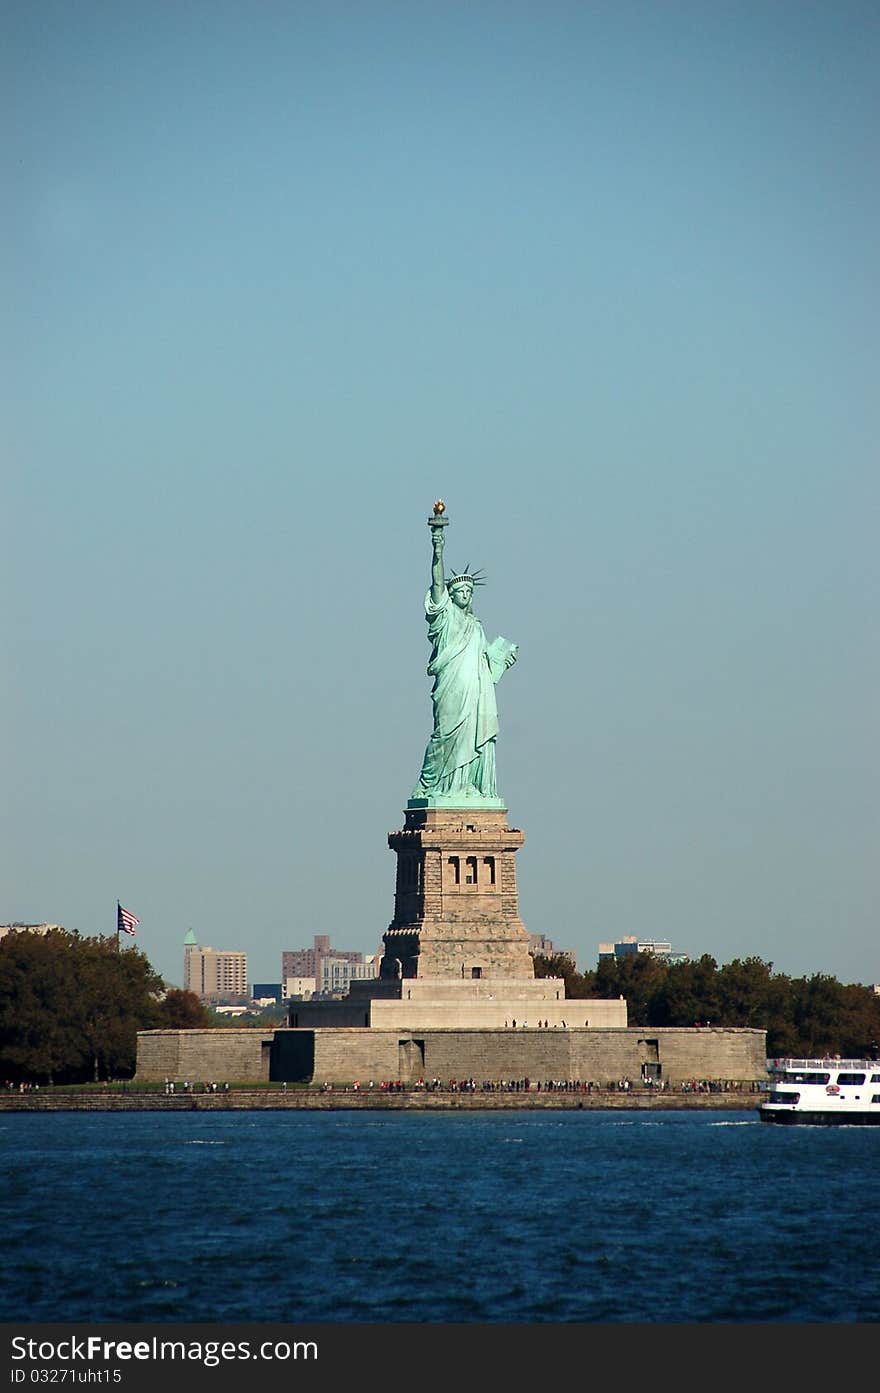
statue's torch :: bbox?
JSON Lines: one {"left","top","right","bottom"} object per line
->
{"left": 428, "top": 499, "right": 449, "bottom": 534}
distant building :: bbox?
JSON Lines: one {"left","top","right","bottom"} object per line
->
{"left": 318, "top": 956, "right": 379, "bottom": 996}
{"left": 283, "top": 976, "right": 317, "bottom": 1001}
{"left": 598, "top": 936, "right": 690, "bottom": 966}
{"left": 528, "top": 934, "right": 576, "bottom": 965}
{"left": 183, "top": 929, "right": 249, "bottom": 1004}
{"left": 281, "top": 935, "right": 377, "bottom": 991}
{"left": 0, "top": 923, "right": 63, "bottom": 943}
{"left": 251, "top": 982, "right": 282, "bottom": 1004}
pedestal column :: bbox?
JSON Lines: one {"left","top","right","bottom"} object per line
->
{"left": 381, "top": 806, "right": 533, "bottom": 980}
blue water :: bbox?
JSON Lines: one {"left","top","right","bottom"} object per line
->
{"left": 1, "top": 1110, "right": 877, "bottom": 1323}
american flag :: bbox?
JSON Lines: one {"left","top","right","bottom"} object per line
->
{"left": 117, "top": 902, "right": 139, "bottom": 936}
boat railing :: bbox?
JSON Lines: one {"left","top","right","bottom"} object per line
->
{"left": 767, "top": 1058, "right": 876, "bottom": 1072}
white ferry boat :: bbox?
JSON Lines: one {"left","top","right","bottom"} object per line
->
{"left": 758, "top": 1058, "right": 880, "bottom": 1126}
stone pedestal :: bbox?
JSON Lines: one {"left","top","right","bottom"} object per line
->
{"left": 381, "top": 806, "right": 533, "bottom": 980}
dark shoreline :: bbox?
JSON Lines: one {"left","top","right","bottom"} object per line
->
{"left": 0, "top": 1089, "right": 760, "bottom": 1113}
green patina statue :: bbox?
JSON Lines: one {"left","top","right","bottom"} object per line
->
{"left": 410, "top": 502, "right": 518, "bottom": 808}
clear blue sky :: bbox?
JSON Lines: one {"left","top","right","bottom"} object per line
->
{"left": 4, "top": 1, "right": 877, "bottom": 989}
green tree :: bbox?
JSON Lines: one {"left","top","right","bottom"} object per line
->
{"left": 532, "top": 954, "right": 596, "bottom": 998}
{"left": 0, "top": 929, "right": 87, "bottom": 1083}
{"left": 591, "top": 953, "right": 670, "bottom": 1025}
{"left": 154, "top": 988, "right": 212, "bottom": 1028}
{"left": 0, "top": 928, "right": 164, "bottom": 1083}
{"left": 651, "top": 959, "right": 703, "bottom": 1027}
{"left": 790, "top": 974, "right": 850, "bottom": 1057}
{"left": 73, "top": 936, "right": 165, "bottom": 1081}
{"left": 716, "top": 957, "right": 775, "bottom": 1028}
{"left": 836, "top": 983, "right": 880, "bottom": 1057}
{"left": 690, "top": 955, "right": 721, "bottom": 1025}
{"left": 762, "top": 973, "right": 799, "bottom": 1058}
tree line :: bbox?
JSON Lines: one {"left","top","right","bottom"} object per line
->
{"left": 534, "top": 952, "right": 880, "bottom": 1059}
{"left": 0, "top": 928, "right": 211, "bottom": 1084}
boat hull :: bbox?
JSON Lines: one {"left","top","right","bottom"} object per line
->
{"left": 759, "top": 1108, "right": 880, "bottom": 1126}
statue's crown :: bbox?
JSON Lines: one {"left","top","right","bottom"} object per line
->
{"left": 447, "top": 565, "right": 485, "bottom": 590}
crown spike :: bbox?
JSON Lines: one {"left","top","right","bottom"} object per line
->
{"left": 447, "top": 565, "right": 486, "bottom": 590}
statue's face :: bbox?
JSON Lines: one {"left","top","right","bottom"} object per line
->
{"left": 449, "top": 583, "right": 473, "bottom": 610}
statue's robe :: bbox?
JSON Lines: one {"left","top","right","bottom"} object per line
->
{"left": 413, "top": 589, "right": 504, "bottom": 798}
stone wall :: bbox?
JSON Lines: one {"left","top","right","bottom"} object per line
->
{"left": 137, "top": 1024, "right": 766, "bottom": 1087}
{"left": 0, "top": 1090, "right": 761, "bottom": 1113}
{"left": 273, "top": 1029, "right": 399, "bottom": 1084}
{"left": 288, "top": 981, "right": 627, "bottom": 1030}
{"left": 634, "top": 1028, "right": 763, "bottom": 1081}
{"left": 300, "top": 1026, "right": 766, "bottom": 1086}
{"left": 136, "top": 1029, "right": 274, "bottom": 1083}
{"left": 366, "top": 997, "right": 627, "bottom": 1029}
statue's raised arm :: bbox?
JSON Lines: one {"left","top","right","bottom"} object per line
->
{"left": 410, "top": 501, "right": 517, "bottom": 810}
{"left": 429, "top": 514, "right": 446, "bottom": 606}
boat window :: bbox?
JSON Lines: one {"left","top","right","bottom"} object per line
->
{"left": 872, "top": 1095, "right": 880, "bottom": 1104}
{"left": 769, "top": 1090, "right": 800, "bottom": 1104}
{"left": 870, "top": 1074, "right": 880, "bottom": 1083}
{"left": 836, "top": 1073, "right": 866, "bottom": 1086}
{"left": 781, "top": 1071, "right": 829, "bottom": 1084}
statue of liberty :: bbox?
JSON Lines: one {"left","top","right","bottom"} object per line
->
{"left": 410, "top": 502, "right": 518, "bottom": 807}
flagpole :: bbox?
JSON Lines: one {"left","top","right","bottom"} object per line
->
{"left": 116, "top": 899, "right": 121, "bottom": 950}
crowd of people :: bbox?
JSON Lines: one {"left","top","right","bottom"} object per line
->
{"left": 3, "top": 1076, "right": 765, "bottom": 1095}
{"left": 315, "top": 1076, "right": 764, "bottom": 1094}
{"left": 163, "top": 1079, "right": 230, "bottom": 1095}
